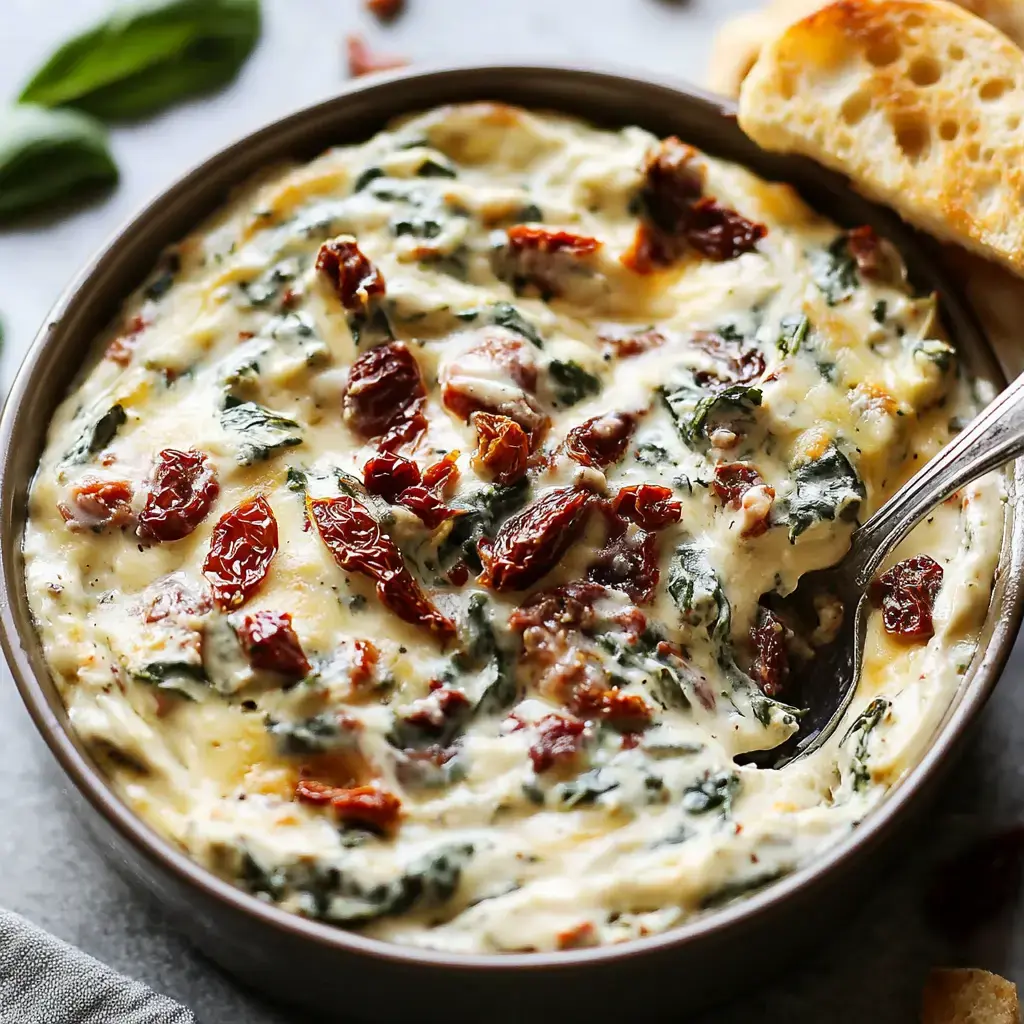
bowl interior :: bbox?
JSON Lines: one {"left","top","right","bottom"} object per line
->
{"left": 2, "top": 62, "right": 1022, "bottom": 970}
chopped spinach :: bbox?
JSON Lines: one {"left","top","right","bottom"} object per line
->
{"left": 516, "top": 202, "right": 543, "bottom": 223}
{"left": 220, "top": 398, "right": 303, "bottom": 465}
{"left": 553, "top": 768, "right": 620, "bottom": 808}
{"left": 842, "top": 697, "right": 890, "bottom": 791}
{"left": 453, "top": 594, "right": 517, "bottom": 714}
{"left": 285, "top": 466, "right": 307, "bottom": 494}
{"left": 391, "top": 214, "right": 443, "bottom": 239}
{"left": 912, "top": 337, "right": 956, "bottom": 373}
{"left": 348, "top": 305, "right": 394, "bottom": 348}
{"left": 416, "top": 155, "right": 457, "bottom": 178}
{"left": 872, "top": 300, "right": 887, "bottom": 324}
{"left": 780, "top": 446, "right": 865, "bottom": 541}
{"left": 682, "top": 770, "right": 740, "bottom": 814}
{"left": 661, "top": 379, "right": 761, "bottom": 445}
{"left": 489, "top": 301, "right": 544, "bottom": 348}
{"left": 549, "top": 359, "right": 602, "bottom": 408}
{"left": 238, "top": 257, "right": 300, "bottom": 309}
{"left": 132, "top": 660, "right": 207, "bottom": 702}
{"left": 777, "top": 314, "right": 809, "bottom": 356}
{"left": 667, "top": 543, "right": 731, "bottom": 639}
{"left": 353, "top": 166, "right": 384, "bottom": 192}
{"left": 242, "top": 843, "right": 473, "bottom": 926}
{"left": 634, "top": 441, "right": 672, "bottom": 467}
{"left": 269, "top": 713, "right": 359, "bottom": 756}
{"left": 812, "top": 234, "right": 859, "bottom": 305}
{"left": 143, "top": 251, "right": 180, "bottom": 301}
{"left": 63, "top": 403, "right": 126, "bottom": 464}
{"left": 438, "top": 479, "right": 531, "bottom": 570}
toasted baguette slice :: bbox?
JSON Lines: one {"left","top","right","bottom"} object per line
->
{"left": 709, "top": 0, "right": 1024, "bottom": 99}
{"left": 921, "top": 968, "right": 1020, "bottom": 1023}
{"left": 738, "top": 0, "right": 1024, "bottom": 274}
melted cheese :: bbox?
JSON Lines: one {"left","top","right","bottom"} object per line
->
{"left": 23, "top": 104, "right": 1002, "bottom": 953}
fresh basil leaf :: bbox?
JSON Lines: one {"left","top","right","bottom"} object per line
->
{"left": 20, "top": 0, "right": 261, "bottom": 121}
{"left": 0, "top": 105, "right": 116, "bottom": 221}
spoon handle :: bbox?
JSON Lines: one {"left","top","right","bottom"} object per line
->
{"left": 849, "top": 368, "right": 1024, "bottom": 585}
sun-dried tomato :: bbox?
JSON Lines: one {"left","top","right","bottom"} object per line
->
{"left": 692, "top": 331, "right": 765, "bottom": 389}
{"left": 587, "top": 521, "right": 660, "bottom": 604}
{"left": 316, "top": 238, "right": 386, "bottom": 311}
{"left": 345, "top": 33, "right": 408, "bottom": 78}
{"left": 366, "top": 0, "right": 404, "bottom": 21}
{"left": 508, "top": 582, "right": 606, "bottom": 635}
{"left": 751, "top": 607, "right": 788, "bottom": 698}
{"left": 478, "top": 487, "right": 593, "bottom": 591}
{"left": 307, "top": 494, "right": 456, "bottom": 638}
{"left": 143, "top": 573, "right": 212, "bottom": 623}
{"left": 711, "top": 464, "right": 763, "bottom": 506}
{"left": 598, "top": 326, "right": 666, "bottom": 359}
{"left": 564, "top": 411, "right": 637, "bottom": 468}
{"left": 363, "top": 451, "right": 421, "bottom": 502}
{"left": 685, "top": 198, "right": 767, "bottom": 262}
{"left": 440, "top": 330, "right": 548, "bottom": 443}
{"left": 529, "top": 714, "right": 586, "bottom": 772}
{"left": 570, "top": 682, "right": 651, "bottom": 730}
{"left": 395, "top": 486, "right": 461, "bottom": 530}
{"left": 623, "top": 137, "right": 765, "bottom": 271}
{"left": 378, "top": 404, "right": 428, "bottom": 454}
{"left": 869, "top": 554, "right": 944, "bottom": 640}
{"left": 295, "top": 779, "right": 402, "bottom": 831}
{"left": 137, "top": 448, "right": 219, "bottom": 542}
{"left": 422, "top": 451, "right": 460, "bottom": 492}
{"left": 447, "top": 562, "right": 470, "bottom": 586}
{"left": 506, "top": 226, "right": 601, "bottom": 256}
{"left": 471, "top": 412, "right": 529, "bottom": 485}
{"left": 349, "top": 638, "right": 380, "bottom": 687}
{"left": 845, "top": 224, "right": 901, "bottom": 282}
{"left": 403, "top": 685, "right": 471, "bottom": 733}
{"left": 236, "top": 610, "right": 310, "bottom": 679}
{"left": 343, "top": 341, "right": 426, "bottom": 440}
{"left": 58, "top": 479, "right": 134, "bottom": 531}
{"left": 612, "top": 484, "right": 681, "bottom": 531}
{"left": 202, "top": 496, "right": 279, "bottom": 611}
{"left": 104, "top": 315, "right": 147, "bottom": 366}
{"left": 499, "top": 226, "right": 602, "bottom": 298}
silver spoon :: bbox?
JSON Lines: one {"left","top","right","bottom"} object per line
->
{"left": 769, "top": 368, "right": 1024, "bottom": 769}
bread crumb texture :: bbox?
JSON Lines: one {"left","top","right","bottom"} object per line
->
{"left": 921, "top": 968, "right": 1020, "bottom": 1024}
{"left": 738, "top": 0, "right": 1024, "bottom": 274}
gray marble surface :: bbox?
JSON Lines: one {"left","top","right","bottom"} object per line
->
{"left": 2, "top": 2, "right": 1024, "bottom": 1021}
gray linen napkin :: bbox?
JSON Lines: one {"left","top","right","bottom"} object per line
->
{"left": 0, "top": 909, "right": 195, "bottom": 1023}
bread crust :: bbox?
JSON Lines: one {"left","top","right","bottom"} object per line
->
{"left": 921, "top": 967, "right": 1020, "bottom": 1024}
{"left": 738, "top": 0, "right": 1024, "bottom": 274}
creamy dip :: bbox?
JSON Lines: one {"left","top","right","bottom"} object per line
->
{"left": 23, "top": 103, "right": 1003, "bottom": 953}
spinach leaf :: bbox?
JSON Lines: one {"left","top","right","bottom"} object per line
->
{"left": 220, "top": 398, "right": 303, "bottom": 465}
{"left": 269, "top": 713, "right": 359, "bottom": 756}
{"left": 667, "top": 542, "right": 731, "bottom": 639}
{"left": 143, "top": 250, "right": 181, "bottom": 301}
{"left": 661, "top": 379, "right": 761, "bottom": 445}
{"left": 549, "top": 360, "right": 602, "bottom": 408}
{"left": 238, "top": 257, "right": 300, "bottom": 309}
{"left": 782, "top": 446, "right": 865, "bottom": 541}
{"left": 812, "top": 235, "right": 859, "bottom": 306}
{"left": 452, "top": 594, "right": 517, "bottom": 714}
{"left": 63, "top": 403, "right": 126, "bottom": 465}
{"left": 242, "top": 843, "right": 473, "bottom": 926}
{"left": 0, "top": 104, "right": 117, "bottom": 221}
{"left": 489, "top": 301, "right": 544, "bottom": 348}
{"left": 842, "top": 697, "right": 890, "bottom": 791}
{"left": 353, "top": 166, "right": 384, "bottom": 192}
{"left": 682, "top": 770, "right": 740, "bottom": 814}
{"left": 553, "top": 768, "right": 620, "bottom": 808}
{"left": 416, "top": 155, "right": 457, "bottom": 179}
{"left": 391, "top": 215, "right": 443, "bottom": 239}
{"left": 634, "top": 442, "right": 672, "bottom": 467}
{"left": 777, "top": 313, "right": 809, "bottom": 356}
{"left": 285, "top": 466, "right": 307, "bottom": 494}
{"left": 20, "top": 0, "right": 261, "bottom": 121}
{"left": 912, "top": 337, "right": 956, "bottom": 373}
{"left": 438, "top": 479, "right": 531, "bottom": 570}
{"left": 132, "top": 660, "right": 208, "bottom": 702}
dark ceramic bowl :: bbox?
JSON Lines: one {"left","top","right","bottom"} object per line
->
{"left": 2, "top": 64, "right": 1022, "bottom": 1024}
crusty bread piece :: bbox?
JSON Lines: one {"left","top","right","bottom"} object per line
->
{"left": 921, "top": 968, "right": 1020, "bottom": 1023}
{"left": 738, "top": 0, "right": 1024, "bottom": 274}
{"left": 709, "top": 0, "right": 1024, "bottom": 99}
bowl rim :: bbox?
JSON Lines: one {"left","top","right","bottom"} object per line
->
{"left": 2, "top": 59, "right": 1022, "bottom": 972}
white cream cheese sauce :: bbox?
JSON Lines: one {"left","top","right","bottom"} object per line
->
{"left": 23, "top": 104, "right": 1003, "bottom": 953}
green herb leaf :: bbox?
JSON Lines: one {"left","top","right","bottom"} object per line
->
{"left": 777, "top": 313, "right": 809, "bottom": 356}
{"left": 220, "top": 398, "right": 303, "bottom": 465}
{"left": 661, "top": 379, "right": 762, "bottom": 445}
{"left": 667, "top": 542, "right": 731, "bottom": 639}
{"left": 812, "top": 234, "right": 859, "bottom": 306}
{"left": 20, "top": 0, "right": 261, "bottom": 120}
{"left": 63, "top": 403, "right": 126, "bottom": 465}
{"left": 782, "top": 445, "right": 865, "bottom": 541}
{"left": 549, "top": 359, "right": 601, "bottom": 408}
{"left": 682, "top": 770, "right": 740, "bottom": 814}
{"left": 842, "top": 697, "right": 891, "bottom": 791}
{"left": 489, "top": 301, "right": 544, "bottom": 348}
{"left": 0, "top": 104, "right": 117, "bottom": 221}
